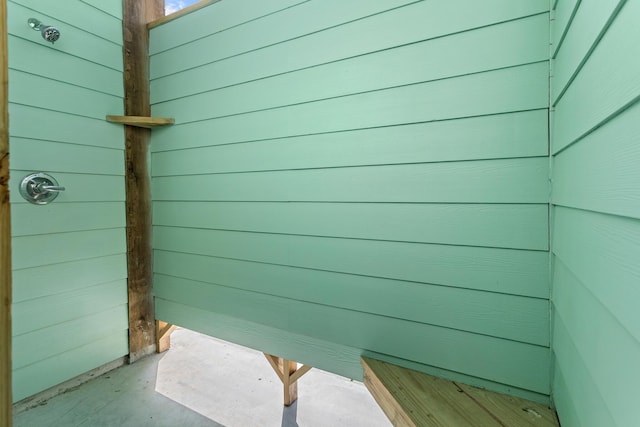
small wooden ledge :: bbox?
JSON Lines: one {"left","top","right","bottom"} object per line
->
{"left": 361, "top": 357, "right": 559, "bottom": 427}
{"left": 106, "top": 115, "right": 174, "bottom": 128}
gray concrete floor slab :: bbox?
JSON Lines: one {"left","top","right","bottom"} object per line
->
{"left": 14, "top": 328, "right": 391, "bottom": 427}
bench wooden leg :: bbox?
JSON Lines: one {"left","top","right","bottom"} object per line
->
{"left": 264, "top": 353, "right": 312, "bottom": 406}
{"left": 155, "top": 320, "right": 176, "bottom": 353}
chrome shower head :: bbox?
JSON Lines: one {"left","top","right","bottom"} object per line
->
{"left": 28, "top": 18, "right": 61, "bottom": 44}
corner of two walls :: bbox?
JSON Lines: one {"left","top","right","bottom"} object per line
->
{"left": 549, "top": 1, "right": 640, "bottom": 426}
{"left": 8, "top": 0, "right": 128, "bottom": 402}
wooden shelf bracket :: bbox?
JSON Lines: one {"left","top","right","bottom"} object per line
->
{"left": 263, "top": 353, "right": 313, "bottom": 406}
{"left": 155, "top": 320, "right": 176, "bottom": 353}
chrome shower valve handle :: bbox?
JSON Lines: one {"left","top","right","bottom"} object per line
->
{"left": 19, "top": 173, "right": 65, "bottom": 205}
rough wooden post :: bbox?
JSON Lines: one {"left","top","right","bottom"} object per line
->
{"left": 0, "top": 0, "right": 12, "bottom": 424}
{"left": 122, "top": 0, "right": 164, "bottom": 363}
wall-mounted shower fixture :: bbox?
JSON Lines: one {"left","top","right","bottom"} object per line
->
{"left": 28, "top": 18, "right": 61, "bottom": 44}
{"left": 19, "top": 173, "right": 65, "bottom": 205}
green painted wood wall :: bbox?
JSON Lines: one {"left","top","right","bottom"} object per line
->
{"left": 150, "top": 0, "right": 551, "bottom": 402}
{"left": 550, "top": 1, "right": 640, "bottom": 425}
{"left": 8, "top": 0, "right": 128, "bottom": 402}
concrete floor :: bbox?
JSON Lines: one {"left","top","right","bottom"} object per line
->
{"left": 14, "top": 328, "right": 391, "bottom": 427}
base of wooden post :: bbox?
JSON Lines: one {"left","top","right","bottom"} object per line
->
{"left": 264, "top": 354, "right": 312, "bottom": 406}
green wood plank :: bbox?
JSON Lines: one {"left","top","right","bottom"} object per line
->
{"left": 552, "top": 207, "right": 640, "bottom": 343}
{"left": 157, "top": 299, "right": 549, "bottom": 401}
{"left": 154, "top": 202, "right": 548, "bottom": 250}
{"left": 12, "top": 305, "right": 128, "bottom": 370}
{"left": 11, "top": 138, "right": 124, "bottom": 175}
{"left": 10, "top": 0, "right": 123, "bottom": 43}
{"left": 552, "top": 101, "right": 640, "bottom": 219}
{"left": 552, "top": 259, "right": 638, "bottom": 427}
{"left": 9, "top": 104, "right": 124, "bottom": 149}
{"left": 155, "top": 299, "right": 364, "bottom": 381}
{"left": 8, "top": 2, "right": 123, "bottom": 71}
{"left": 12, "top": 228, "right": 126, "bottom": 270}
{"left": 151, "top": 110, "right": 547, "bottom": 164}
{"left": 12, "top": 202, "right": 125, "bottom": 237}
{"left": 9, "top": 70, "right": 122, "bottom": 120}
{"left": 12, "top": 330, "right": 128, "bottom": 402}
{"left": 9, "top": 36, "right": 123, "bottom": 97}
{"left": 551, "top": 0, "right": 625, "bottom": 104}
{"left": 12, "top": 254, "right": 127, "bottom": 303}
{"left": 10, "top": 171, "right": 124, "bottom": 204}
{"left": 153, "top": 62, "right": 548, "bottom": 139}
{"left": 551, "top": 318, "right": 616, "bottom": 427}
{"left": 150, "top": 0, "right": 307, "bottom": 55}
{"left": 551, "top": 363, "right": 584, "bottom": 427}
{"left": 152, "top": 0, "right": 413, "bottom": 77}
{"left": 152, "top": 158, "right": 549, "bottom": 203}
{"left": 153, "top": 231, "right": 549, "bottom": 297}
{"left": 552, "top": 0, "right": 640, "bottom": 152}
{"left": 79, "top": 0, "right": 122, "bottom": 19}
{"left": 12, "top": 279, "right": 127, "bottom": 336}
{"left": 156, "top": 285, "right": 549, "bottom": 393}
{"left": 550, "top": 0, "right": 579, "bottom": 57}
{"left": 152, "top": 12, "right": 548, "bottom": 104}
{"left": 151, "top": 0, "right": 547, "bottom": 79}
{"left": 155, "top": 269, "right": 549, "bottom": 346}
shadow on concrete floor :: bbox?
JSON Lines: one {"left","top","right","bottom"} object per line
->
{"left": 14, "top": 328, "right": 390, "bottom": 427}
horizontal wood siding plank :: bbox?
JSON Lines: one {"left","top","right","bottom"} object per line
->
{"left": 10, "top": 0, "right": 123, "bottom": 42}
{"left": 150, "top": 1, "right": 550, "bottom": 398}
{"left": 152, "top": 14, "right": 549, "bottom": 104}
{"left": 9, "top": 0, "right": 127, "bottom": 402}
{"left": 9, "top": 70, "right": 122, "bottom": 120}
{"left": 552, "top": 207, "right": 640, "bottom": 343}
{"left": 12, "top": 228, "right": 126, "bottom": 270}
{"left": 10, "top": 172, "right": 124, "bottom": 204}
{"left": 551, "top": 315, "right": 616, "bottom": 427}
{"left": 156, "top": 283, "right": 549, "bottom": 393}
{"left": 155, "top": 298, "right": 365, "bottom": 380}
{"left": 552, "top": 101, "right": 640, "bottom": 219}
{"left": 550, "top": 0, "right": 579, "bottom": 57}
{"left": 12, "top": 330, "right": 128, "bottom": 402}
{"left": 552, "top": 259, "right": 638, "bottom": 427}
{"left": 152, "top": 158, "right": 549, "bottom": 204}
{"left": 12, "top": 254, "right": 127, "bottom": 303}
{"left": 152, "top": 62, "right": 548, "bottom": 142}
{"left": 151, "top": 0, "right": 413, "bottom": 80}
{"left": 552, "top": 0, "right": 640, "bottom": 153}
{"left": 154, "top": 202, "right": 548, "bottom": 250}
{"left": 11, "top": 138, "right": 124, "bottom": 175}
{"left": 11, "top": 202, "right": 125, "bottom": 237}
{"left": 150, "top": 0, "right": 547, "bottom": 79}
{"left": 79, "top": 0, "right": 122, "bottom": 19}
{"left": 12, "top": 279, "right": 127, "bottom": 336}
{"left": 155, "top": 269, "right": 549, "bottom": 345}
{"left": 149, "top": 0, "right": 308, "bottom": 55}
{"left": 551, "top": 0, "right": 625, "bottom": 103}
{"left": 9, "top": 36, "right": 123, "bottom": 97}
{"left": 151, "top": 110, "right": 547, "bottom": 166}
{"left": 7, "top": 2, "right": 123, "bottom": 71}
{"left": 8, "top": 104, "right": 124, "bottom": 149}
{"left": 154, "top": 233, "right": 549, "bottom": 298}
{"left": 12, "top": 305, "right": 128, "bottom": 370}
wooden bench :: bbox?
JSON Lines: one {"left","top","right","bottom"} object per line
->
{"left": 362, "top": 357, "right": 560, "bottom": 427}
